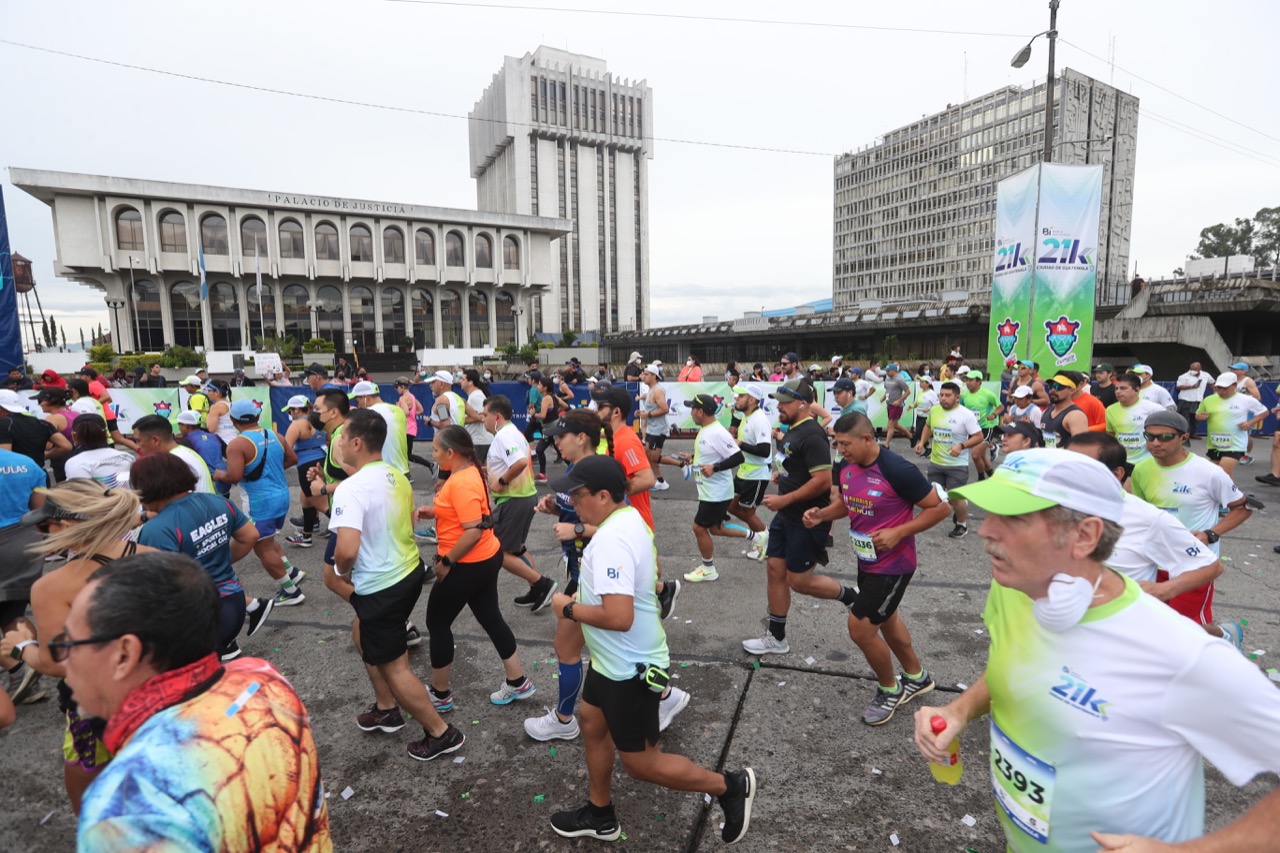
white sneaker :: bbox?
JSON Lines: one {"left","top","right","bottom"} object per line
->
{"left": 657, "top": 686, "right": 690, "bottom": 732}
{"left": 742, "top": 633, "right": 790, "bottom": 656}
{"left": 651, "top": 480, "right": 670, "bottom": 491}
{"left": 684, "top": 565, "right": 720, "bottom": 583}
{"left": 523, "top": 706, "right": 581, "bottom": 741}
{"left": 748, "top": 531, "right": 768, "bottom": 562}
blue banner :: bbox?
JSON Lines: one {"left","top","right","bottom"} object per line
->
{"left": 0, "top": 187, "right": 24, "bottom": 372}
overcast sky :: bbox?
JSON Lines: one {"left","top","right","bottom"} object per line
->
{"left": 2, "top": 0, "right": 1277, "bottom": 346}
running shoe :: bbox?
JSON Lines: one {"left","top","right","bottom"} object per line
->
{"left": 684, "top": 565, "right": 720, "bottom": 583}
{"left": 746, "top": 530, "right": 769, "bottom": 562}
{"left": 414, "top": 526, "right": 438, "bottom": 543}
{"left": 524, "top": 707, "right": 581, "bottom": 741}
{"left": 900, "top": 670, "right": 936, "bottom": 705}
{"left": 651, "top": 480, "right": 669, "bottom": 491}
{"left": 528, "top": 576, "right": 558, "bottom": 612}
{"left": 430, "top": 690, "right": 454, "bottom": 713}
{"left": 245, "top": 597, "right": 274, "bottom": 636}
{"left": 288, "top": 566, "right": 307, "bottom": 585}
{"left": 550, "top": 803, "right": 621, "bottom": 841}
{"left": 657, "top": 686, "right": 690, "bottom": 732}
{"left": 6, "top": 664, "right": 40, "bottom": 704}
{"left": 220, "top": 642, "right": 243, "bottom": 663}
{"left": 535, "top": 473, "right": 548, "bottom": 482}
{"left": 1220, "top": 621, "right": 1246, "bottom": 653}
{"left": 274, "top": 587, "right": 306, "bottom": 607}
{"left": 741, "top": 633, "right": 789, "bottom": 656}
{"left": 405, "top": 622, "right": 423, "bottom": 647}
{"left": 289, "top": 517, "right": 329, "bottom": 537}
{"left": 407, "top": 724, "right": 465, "bottom": 761}
{"left": 285, "top": 532, "right": 313, "bottom": 548}
{"left": 682, "top": 462, "right": 693, "bottom": 481}
{"left": 1255, "top": 473, "right": 1280, "bottom": 486}
{"left": 490, "top": 678, "right": 536, "bottom": 706}
{"left": 657, "top": 579, "right": 681, "bottom": 620}
{"left": 1241, "top": 454, "right": 1254, "bottom": 465}
{"left": 357, "top": 703, "right": 406, "bottom": 733}
{"left": 948, "top": 523, "right": 968, "bottom": 539}
{"left": 719, "top": 768, "right": 757, "bottom": 844}
{"left": 862, "top": 684, "right": 903, "bottom": 726}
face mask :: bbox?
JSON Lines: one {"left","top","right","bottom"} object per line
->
{"left": 309, "top": 411, "right": 325, "bottom": 430}
{"left": 483, "top": 372, "right": 492, "bottom": 381}
{"left": 1032, "top": 573, "right": 1103, "bottom": 632}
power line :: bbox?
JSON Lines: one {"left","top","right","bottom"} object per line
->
{"left": 1141, "top": 107, "right": 1280, "bottom": 169}
{"left": 1141, "top": 112, "right": 1280, "bottom": 171}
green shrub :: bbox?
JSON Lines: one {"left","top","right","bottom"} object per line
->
{"left": 159, "top": 345, "right": 205, "bottom": 369}
{"left": 117, "top": 353, "right": 165, "bottom": 373}
{"left": 87, "top": 344, "right": 117, "bottom": 365}
{"left": 302, "top": 338, "right": 336, "bottom": 354}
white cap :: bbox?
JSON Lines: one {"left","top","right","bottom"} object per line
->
{"left": 955, "top": 366, "right": 971, "bottom": 376}
{"left": 0, "top": 390, "right": 28, "bottom": 413}
{"left": 643, "top": 363, "right": 662, "bottom": 376}
{"left": 283, "top": 394, "right": 311, "bottom": 411}
{"left": 809, "top": 364, "right": 822, "bottom": 372}
{"left": 629, "top": 351, "right": 642, "bottom": 362}
{"left": 734, "top": 383, "right": 765, "bottom": 401}
{"left": 1214, "top": 371, "right": 1238, "bottom": 387}
{"left": 1011, "top": 385, "right": 1034, "bottom": 399}
{"left": 430, "top": 370, "right": 453, "bottom": 384}
{"left": 69, "top": 398, "right": 100, "bottom": 415}
{"left": 831, "top": 355, "right": 842, "bottom": 363}
{"left": 176, "top": 410, "right": 202, "bottom": 426}
{"left": 350, "top": 380, "right": 379, "bottom": 397}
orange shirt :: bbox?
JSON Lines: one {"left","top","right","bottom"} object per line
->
{"left": 434, "top": 465, "right": 501, "bottom": 561}
{"left": 1075, "top": 392, "right": 1107, "bottom": 431}
{"left": 611, "top": 427, "right": 654, "bottom": 530}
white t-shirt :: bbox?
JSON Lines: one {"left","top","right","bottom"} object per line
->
{"left": 466, "top": 389, "right": 491, "bottom": 447}
{"left": 927, "top": 404, "right": 981, "bottom": 468}
{"left": 578, "top": 505, "right": 668, "bottom": 682}
{"left": 1174, "top": 371, "right": 1209, "bottom": 403}
{"left": 486, "top": 422, "right": 536, "bottom": 501}
{"left": 863, "top": 369, "right": 883, "bottom": 384}
{"left": 1130, "top": 453, "right": 1243, "bottom": 555}
{"left": 1107, "top": 493, "right": 1218, "bottom": 583}
{"left": 65, "top": 448, "right": 135, "bottom": 489}
{"left": 855, "top": 379, "right": 874, "bottom": 400}
{"left": 369, "top": 401, "right": 409, "bottom": 475}
{"left": 328, "top": 461, "right": 420, "bottom": 595}
{"left": 692, "top": 421, "right": 740, "bottom": 502}
{"left": 171, "top": 445, "right": 214, "bottom": 494}
{"left": 915, "top": 389, "right": 940, "bottom": 418}
{"left": 1139, "top": 382, "right": 1176, "bottom": 409}
{"left": 736, "top": 408, "right": 773, "bottom": 481}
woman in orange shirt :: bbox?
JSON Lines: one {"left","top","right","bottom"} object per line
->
{"left": 416, "top": 426, "right": 535, "bottom": 712}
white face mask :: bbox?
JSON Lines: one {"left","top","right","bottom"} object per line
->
{"left": 483, "top": 372, "right": 492, "bottom": 381}
{"left": 1032, "top": 573, "right": 1103, "bottom": 632}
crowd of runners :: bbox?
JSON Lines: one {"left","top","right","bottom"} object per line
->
{"left": 0, "top": 353, "right": 1278, "bottom": 852}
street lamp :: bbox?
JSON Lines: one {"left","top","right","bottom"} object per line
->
{"left": 105, "top": 299, "right": 126, "bottom": 353}
{"left": 1011, "top": 0, "right": 1060, "bottom": 163}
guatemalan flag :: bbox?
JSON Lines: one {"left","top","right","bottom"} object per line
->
{"left": 198, "top": 241, "right": 208, "bottom": 301}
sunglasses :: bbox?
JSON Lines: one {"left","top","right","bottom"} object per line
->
{"left": 1045, "top": 381, "right": 1069, "bottom": 391}
{"left": 1142, "top": 431, "right": 1181, "bottom": 444}
{"left": 46, "top": 629, "right": 127, "bottom": 663}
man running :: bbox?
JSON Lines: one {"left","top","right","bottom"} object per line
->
{"left": 636, "top": 364, "right": 683, "bottom": 490}
{"left": 880, "top": 364, "right": 913, "bottom": 450}
{"left": 1174, "top": 362, "right": 1211, "bottom": 438}
{"left": 961, "top": 371, "right": 1003, "bottom": 481}
{"left": 1196, "top": 371, "right": 1268, "bottom": 476}
{"left": 1230, "top": 361, "right": 1263, "bottom": 464}
{"left": 729, "top": 384, "right": 772, "bottom": 561}
{"left": 681, "top": 394, "right": 749, "bottom": 583}
{"left": 1104, "top": 373, "right": 1168, "bottom": 477}
{"left": 305, "top": 389, "right": 354, "bottom": 581}
{"left": 802, "top": 413, "right": 948, "bottom": 724}
{"left": 1002, "top": 385, "right": 1044, "bottom": 428}
{"left": 916, "top": 382, "right": 984, "bottom": 539}
{"left": 350, "top": 380, "right": 409, "bottom": 479}
{"left": 1039, "top": 372, "right": 1088, "bottom": 448}
{"left": 1006, "top": 360, "right": 1048, "bottom": 409}
{"left": 1131, "top": 364, "right": 1176, "bottom": 410}
{"left": 132, "top": 414, "right": 215, "bottom": 494}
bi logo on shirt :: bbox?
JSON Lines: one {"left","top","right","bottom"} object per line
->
{"left": 1049, "top": 666, "right": 1111, "bottom": 720}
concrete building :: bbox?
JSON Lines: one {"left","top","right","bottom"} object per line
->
{"left": 834, "top": 68, "right": 1138, "bottom": 312}
{"left": 10, "top": 169, "right": 571, "bottom": 361}
{"left": 469, "top": 46, "right": 653, "bottom": 337}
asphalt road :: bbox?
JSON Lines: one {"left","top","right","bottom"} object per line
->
{"left": 2, "top": 438, "right": 1277, "bottom": 852}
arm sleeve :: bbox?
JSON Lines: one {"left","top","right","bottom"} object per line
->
{"left": 715, "top": 451, "right": 745, "bottom": 471}
{"left": 328, "top": 482, "right": 366, "bottom": 531}
{"left": 739, "top": 440, "right": 771, "bottom": 458}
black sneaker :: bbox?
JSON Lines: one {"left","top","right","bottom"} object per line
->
{"left": 220, "top": 642, "right": 243, "bottom": 663}
{"left": 550, "top": 802, "right": 621, "bottom": 841}
{"left": 1255, "top": 473, "right": 1280, "bottom": 486}
{"left": 357, "top": 703, "right": 406, "bottom": 733}
{"left": 719, "top": 768, "right": 757, "bottom": 844}
{"left": 516, "top": 576, "right": 558, "bottom": 612}
{"left": 405, "top": 623, "right": 424, "bottom": 647}
{"left": 948, "top": 523, "right": 968, "bottom": 539}
{"left": 900, "top": 670, "right": 936, "bottom": 706}
{"left": 289, "top": 517, "right": 330, "bottom": 537}
{"left": 245, "top": 596, "right": 274, "bottom": 637}
{"left": 658, "top": 578, "right": 681, "bottom": 621}
{"left": 407, "top": 724, "right": 465, "bottom": 761}
{"left": 513, "top": 586, "right": 539, "bottom": 607}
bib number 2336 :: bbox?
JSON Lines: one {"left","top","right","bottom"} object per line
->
{"left": 989, "top": 719, "right": 1055, "bottom": 844}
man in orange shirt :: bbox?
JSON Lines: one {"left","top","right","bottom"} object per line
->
{"left": 1066, "top": 370, "right": 1108, "bottom": 431}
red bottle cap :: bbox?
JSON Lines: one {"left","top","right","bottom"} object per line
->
{"left": 930, "top": 716, "right": 947, "bottom": 734}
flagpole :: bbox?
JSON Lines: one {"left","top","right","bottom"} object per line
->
{"left": 255, "top": 243, "right": 265, "bottom": 343}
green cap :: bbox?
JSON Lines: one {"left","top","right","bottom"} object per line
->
{"left": 965, "top": 370, "right": 984, "bottom": 381}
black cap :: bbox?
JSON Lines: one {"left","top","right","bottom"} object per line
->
{"left": 542, "top": 417, "right": 595, "bottom": 439}
{"left": 303, "top": 362, "right": 328, "bottom": 378}
{"left": 998, "top": 421, "right": 1044, "bottom": 447}
{"left": 683, "top": 393, "right": 720, "bottom": 414}
{"left": 21, "top": 495, "right": 92, "bottom": 527}
{"left": 769, "top": 378, "right": 813, "bottom": 403}
{"left": 34, "top": 388, "right": 66, "bottom": 402}
{"left": 592, "top": 386, "right": 633, "bottom": 417}
{"left": 782, "top": 352, "right": 800, "bottom": 364}
{"left": 549, "top": 454, "right": 628, "bottom": 497}
{"left": 832, "top": 377, "right": 857, "bottom": 393}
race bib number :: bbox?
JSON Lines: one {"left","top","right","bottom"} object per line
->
{"left": 1042, "top": 431, "right": 1058, "bottom": 449}
{"left": 1117, "top": 431, "right": 1142, "bottom": 450}
{"left": 1208, "top": 433, "right": 1233, "bottom": 450}
{"left": 932, "top": 428, "right": 953, "bottom": 445}
{"left": 849, "top": 530, "right": 878, "bottom": 563}
{"left": 990, "top": 718, "right": 1055, "bottom": 844}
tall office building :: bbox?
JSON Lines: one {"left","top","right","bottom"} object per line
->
{"left": 469, "top": 47, "right": 653, "bottom": 336}
{"left": 834, "top": 68, "right": 1138, "bottom": 312}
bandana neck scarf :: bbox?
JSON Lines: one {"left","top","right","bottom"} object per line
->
{"left": 103, "top": 653, "right": 224, "bottom": 754}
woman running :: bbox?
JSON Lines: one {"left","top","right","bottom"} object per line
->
{"left": 282, "top": 395, "right": 329, "bottom": 548}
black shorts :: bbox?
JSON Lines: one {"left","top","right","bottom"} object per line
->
{"left": 350, "top": 564, "right": 425, "bottom": 666}
{"left": 765, "top": 514, "right": 830, "bottom": 573}
{"left": 493, "top": 495, "right": 537, "bottom": 553}
{"left": 644, "top": 434, "right": 667, "bottom": 451}
{"left": 1207, "top": 449, "right": 1244, "bottom": 461}
{"left": 694, "top": 499, "right": 732, "bottom": 529}
{"left": 981, "top": 426, "right": 1000, "bottom": 445}
{"left": 581, "top": 666, "right": 660, "bottom": 753}
{"left": 0, "top": 599, "right": 29, "bottom": 627}
{"left": 733, "top": 478, "right": 769, "bottom": 508}
{"left": 849, "top": 570, "right": 914, "bottom": 625}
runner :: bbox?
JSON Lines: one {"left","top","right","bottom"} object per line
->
{"left": 1131, "top": 364, "right": 1176, "bottom": 410}
{"left": 729, "top": 384, "right": 772, "bottom": 561}
{"left": 180, "top": 375, "right": 211, "bottom": 417}
{"left": 396, "top": 377, "right": 434, "bottom": 474}
{"left": 78, "top": 367, "right": 136, "bottom": 452}
{"left": 63, "top": 415, "right": 133, "bottom": 489}
{"left": 460, "top": 369, "right": 492, "bottom": 475}
{"left": 680, "top": 394, "right": 750, "bottom": 583}
{"left": 637, "top": 364, "right": 685, "bottom": 490}
{"left": 1196, "top": 371, "right": 1268, "bottom": 476}
{"left": 33, "top": 388, "right": 76, "bottom": 483}
{"left": 913, "top": 448, "right": 1280, "bottom": 853}
{"left": 131, "top": 414, "right": 215, "bottom": 494}
{"left": 909, "top": 376, "right": 939, "bottom": 455}
{"left": 801, "top": 413, "right": 948, "bottom": 724}
{"left": 880, "top": 364, "right": 913, "bottom": 450}
{"left": 1230, "top": 362, "right": 1263, "bottom": 464}
{"left": 1091, "top": 362, "right": 1118, "bottom": 407}
{"left": 204, "top": 381, "right": 239, "bottom": 452}
{"left": 1006, "top": 360, "right": 1048, "bottom": 409}
{"left": 916, "top": 382, "right": 984, "bottom": 539}
{"left": 176, "top": 410, "right": 231, "bottom": 498}
{"left": 304, "top": 389, "right": 354, "bottom": 586}
{"left": 1066, "top": 372, "right": 1106, "bottom": 432}
{"left": 1039, "top": 372, "right": 1088, "bottom": 449}
{"left": 1002, "top": 385, "right": 1044, "bottom": 428}
{"left": 1103, "top": 373, "right": 1168, "bottom": 476}
{"left": 281, "top": 395, "right": 330, "bottom": 548}
{"left": 546, "top": 456, "right": 756, "bottom": 844}
{"left": 350, "top": 381, "right": 409, "bottom": 479}
{"left": 961, "top": 371, "right": 1004, "bottom": 481}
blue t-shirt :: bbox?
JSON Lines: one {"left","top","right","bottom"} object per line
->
{"left": 183, "top": 430, "right": 227, "bottom": 475}
{"left": 0, "top": 448, "right": 47, "bottom": 528}
{"left": 137, "top": 493, "right": 251, "bottom": 596}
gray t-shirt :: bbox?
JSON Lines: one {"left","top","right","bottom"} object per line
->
{"left": 884, "top": 376, "right": 910, "bottom": 406}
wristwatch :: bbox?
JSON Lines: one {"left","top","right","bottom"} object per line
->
{"left": 435, "top": 554, "right": 453, "bottom": 567}
{"left": 10, "top": 639, "right": 36, "bottom": 661}
{"left": 562, "top": 602, "right": 576, "bottom": 621}
{"left": 498, "top": 476, "right": 508, "bottom": 487}
{"left": 573, "top": 523, "right": 586, "bottom": 537}
{"left": 1202, "top": 530, "right": 1220, "bottom": 545}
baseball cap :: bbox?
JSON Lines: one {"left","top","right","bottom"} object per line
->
{"left": 955, "top": 366, "right": 971, "bottom": 377}
{"left": 1018, "top": 359, "right": 1035, "bottom": 368}
{"left": 642, "top": 363, "right": 663, "bottom": 376}
{"left": 542, "top": 416, "right": 596, "bottom": 439}
{"left": 832, "top": 377, "right": 857, "bottom": 393}
{"left": 629, "top": 351, "right": 642, "bottom": 362}
{"left": 998, "top": 421, "right": 1045, "bottom": 448}
{"left": 1011, "top": 385, "right": 1034, "bottom": 399}
{"left": 1093, "top": 363, "right": 1115, "bottom": 373}
{"left": 808, "top": 364, "right": 822, "bottom": 373}
{"left": 769, "top": 378, "right": 813, "bottom": 403}
{"left": 886, "top": 363, "right": 900, "bottom": 372}
{"left": 229, "top": 400, "right": 261, "bottom": 422}
{"left": 782, "top": 352, "right": 800, "bottom": 364}
{"left": 850, "top": 367, "right": 863, "bottom": 376}
{"left": 1130, "top": 364, "right": 1152, "bottom": 375}
{"left": 1230, "top": 362, "right": 1249, "bottom": 370}
{"left": 430, "top": 370, "right": 453, "bottom": 384}
{"left": 1214, "top": 371, "right": 1238, "bottom": 387}
{"left": 69, "top": 398, "right": 100, "bottom": 415}
{"left": 683, "top": 393, "right": 720, "bottom": 414}
{"left": 734, "top": 383, "right": 765, "bottom": 401}
{"left": 0, "top": 390, "right": 28, "bottom": 413}
{"left": 176, "top": 410, "right": 203, "bottom": 426}
{"left": 549, "top": 454, "right": 628, "bottom": 497}
{"left": 952, "top": 448, "right": 1124, "bottom": 523}
{"left": 34, "top": 388, "right": 65, "bottom": 403}
{"left": 1144, "top": 410, "right": 1189, "bottom": 433}
{"left": 831, "top": 355, "right": 842, "bottom": 364}
{"left": 180, "top": 374, "right": 201, "bottom": 386}
{"left": 302, "top": 362, "right": 329, "bottom": 378}
{"left": 592, "top": 386, "right": 633, "bottom": 417}
{"left": 965, "top": 370, "right": 984, "bottom": 381}
{"left": 234, "top": 368, "right": 245, "bottom": 376}
{"left": 350, "top": 380, "right": 379, "bottom": 397}
{"left": 281, "top": 394, "right": 311, "bottom": 412}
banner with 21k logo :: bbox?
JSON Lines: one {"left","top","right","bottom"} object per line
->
{"left": 988, "top": 163, "right": 1103, "bottom": 374}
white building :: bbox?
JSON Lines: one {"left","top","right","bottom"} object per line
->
{"left": 11, "top": 169, "right": 572, "bottom": 361}
{"left": 834, "top": 68, "right": 1139, "bottom": 312}
{"left": 469, "top": 46, "right": 653, "bottom": 336}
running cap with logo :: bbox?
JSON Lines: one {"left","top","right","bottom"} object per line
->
{"left": 683, "top": 393, "right": 720, "bottom": 414}
{"left": 430, "top": 370, "right": 453, "bottom": 384}
{"left": 282, "top": 394, "right": 311, "bottom": 412}
{"left": 229, "top": 400, "right": 262, "bottom": 422}
{"left": 1214, "top": 371, "right": 1238, "bottom": 387}
{"left": 964, "top": 370, "right": 984, "bottom": 381}
{"left": 951, "top": 448, "right": 1124, "bottom": 523}
{"left": 998, "top": 421, "right": 1045, "bottom": 448}
{"left": 349, "top": 380, "right": 379, "bottom": 397}
{"left": 550, "top": 453, "right": 628, "bottom": 497}
{"left": 1144, "top": 410, "right": 1189, "bottom": 433}
{"left": 1011, "top": 385, "right": 1034, "bottom": 399}
{"left": 0, "top": 390, "right": 28, "bottom": 413}
{"left": 1230, "top": 362, "right": 1249, "bottom": 370}
{"left": 176, "top": 410, "right": 203, "bottom": 426}
{"left": 832, "top": 377, "right": 857, "bottom": 393}
{"left": 769, "top": 378, "right": 813, "bottom": 403}
{"left": 734, "top": 383, "right": 765, "bottom": 401}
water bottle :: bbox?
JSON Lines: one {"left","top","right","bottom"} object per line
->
{"left": 929, "top": 715, "right": 963, "bottom": 785}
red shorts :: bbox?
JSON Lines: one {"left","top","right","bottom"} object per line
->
{"left": 1155, "top": 570, "right": 1214, "bottom": 625}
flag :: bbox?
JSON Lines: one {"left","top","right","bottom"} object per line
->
{"left": 198, "top": 241, "right": 208, "bottom": 301}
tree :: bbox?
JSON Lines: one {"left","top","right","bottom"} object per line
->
{"left": 49, "top": 316, "right": 58, "bottom": 350}
{"left": 1195, "top": 218, "right": 1255, "bottom": 259}
{"left": 60, "top": 328, "right": 67, "bottom": 351}
{"left": 1254, "top": 206, "right": 1280, "bottom": 268}
{"left": 41, "top": 318, "right": 51, "bottom": 348}
{"left": 79, "top": 328, "right": 86, "bottom": 350}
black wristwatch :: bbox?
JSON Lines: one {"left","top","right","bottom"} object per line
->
{"left": 573, "top": 523, "right": 586, "bottom": 537}
{"left": 435, "top": 554, "right": 453, "bottom": 567}
{"left": 562, "top": 602, "right": 576, "bottom": 621}
{"left": 1202, "top": 530, "right": 1220, "bottom": 545}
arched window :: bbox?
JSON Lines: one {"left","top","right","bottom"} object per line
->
{"left": 210, "top": 282, "right": 242, "bottom": 350}
{"left": 381, "top": 288, "right": 406, "bottom": 350}
{"left": 350, "top": 225, "right": 373, "bottom": 262}
{"left": 445, "top": 231, "right": 465, "bottom": 267}
{"left": 475, "top": 234, "right": 493, "bottom": 269}
{"left": 383, "top": 227, "right": 405, "bottom": 264}
{"left": 349, "top": 285, "right": 374, "bottom": 350}
{"left": 315, "top": 284, "right": 344, "bottom": 347}
{"left": 315, "top": 222, "right": 339, "bottom": 261}
{"left": 240, "top": 217, "right": 267, "bottom": 257}
{"left": 281, "top": 284, "right": 310, "bottom": 341}
{"left": 158, "top": 211, "right": 186, "bottom": 253}
{"left": 503, "top": 236, "right": 520, "bottom": 270}
{"left": 414, "top": 229, "right": 435, "bottom": 265}
{"left": 115, "top": 208, "right": 144, "bottom": 251}
{"left": 469, "top": 290, "right": 489, "bottom": 347}
{"left": 279, "top": 219, "right": 305, "bottom": 259}
{"left": 170, "top": 281, "right": 203, "bottom": 348}
{"left": 440, "top": 288, "right": 463, "bottom": 348}
{"left": 200, "top": 214, "right": 229, "bottom": 255}
{"left": 247, "top": 282, "right": 275, "bottom": 341}
{"left": 412, "top": 288, "right": 435, "bottom": 348}
{"left": 131, "top": 279, "right": 165, "bottom": 350}
{"left": 495, "top": 291, "right": 516, "bottom": 346}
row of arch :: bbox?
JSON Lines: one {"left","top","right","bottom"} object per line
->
{"left": 130, "top": 280, "right": 517, "bottom": 352}
{"left": 114, "top": 208, "right": 521, "bottom": 269}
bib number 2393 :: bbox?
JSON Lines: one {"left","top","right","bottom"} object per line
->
{"left": 989, "top": 719, "right": 1055, "bottom": 844}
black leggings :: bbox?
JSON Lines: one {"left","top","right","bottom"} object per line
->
{"left": 535, "top": 436, "right": 552, "bottom": 474}
{"left": 406, "top": 433, "right": 433, "bottom": 469}
{"left": 219, "top": 591, "right": 247, "bottom": 656}
{"left": 425, "top": 551, "right": 516, "bottom": 669}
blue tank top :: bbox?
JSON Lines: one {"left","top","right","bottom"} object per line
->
{"left": 239, "top": 430, "right": 290, "bottom": 520}
{"left": 293, "top": 428, "right": 327, "bottom": 466}
{"left": 184, "top": 429, "right": 228, "bottom": 473}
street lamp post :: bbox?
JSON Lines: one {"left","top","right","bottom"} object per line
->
{"left": 1011, "top": 0, "right": 1060, "bottom": 163}
{"left": 105, "top": 299, "right": 126, "bottom": 352}
{"left": 126, "top": 255, "right": 142, "bottom": 352}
